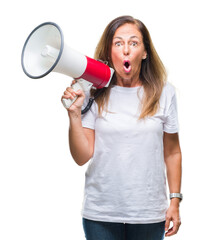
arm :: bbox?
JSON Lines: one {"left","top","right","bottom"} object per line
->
{"left": 69, "top": 115, "right": 95, "bottom": 166}
{"left": 163, "top": 132, "right": 182, "bottom": 237}
{"left": 62, "top": 83, "right": 95, "bottom": 166}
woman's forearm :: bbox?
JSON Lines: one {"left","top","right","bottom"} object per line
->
{"left": 69, "top": 112, "right": 92, "bottom": 166}
{"left": 165, "top": 152, "right": 182, "bottom": 205}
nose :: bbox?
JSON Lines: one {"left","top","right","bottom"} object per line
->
{"left": 123, "top": 43, "right": 130, "bottom": 56}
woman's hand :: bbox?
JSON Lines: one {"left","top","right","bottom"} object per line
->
{"left": 61, "top": 80, "right": 86, "bottom": 115}
{"left": 165, "top": 200, "right": 181, "bottom": 237}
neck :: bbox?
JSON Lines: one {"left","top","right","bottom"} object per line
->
{"left": 116, "top": 76, "right": 142, "bottom": 88}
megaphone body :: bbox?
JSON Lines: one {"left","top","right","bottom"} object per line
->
{"left": 21, "top": 22, "right": 114, "bottom": 109}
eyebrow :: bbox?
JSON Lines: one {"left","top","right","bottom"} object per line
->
{"left": 113, "top": 36, "right": 140, "bottom": 40}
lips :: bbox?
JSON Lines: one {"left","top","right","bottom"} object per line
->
{"left": 123, "top": 60, "right": 131, "bottom": 73}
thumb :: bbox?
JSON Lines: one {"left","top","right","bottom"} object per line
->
{"left": 75, "top": 89, "right": 85, "bottom": 97}
{"left": 75, "top": 89, "right": 82, "bottom": 94}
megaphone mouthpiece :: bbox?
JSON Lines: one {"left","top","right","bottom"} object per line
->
{"left": 41, "top": 45, "right": 59, "bottom": 59}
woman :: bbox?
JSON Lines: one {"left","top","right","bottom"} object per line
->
{"left": 62, "top": 16, "right": 182, "bottom": 240}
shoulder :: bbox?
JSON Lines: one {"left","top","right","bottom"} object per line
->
{"left": 162, "top": 81, "right": 176, "bottom": 97}
{"left": 159, "top": 81, "right": 177, "bottom": 110}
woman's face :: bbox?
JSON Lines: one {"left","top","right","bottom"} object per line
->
{"left": 111, "top": 23, "right": 147, "bottom": 86}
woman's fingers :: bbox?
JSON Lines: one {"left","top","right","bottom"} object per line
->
{"left": 61, "top": 84, "right": 85, "bottom": 111}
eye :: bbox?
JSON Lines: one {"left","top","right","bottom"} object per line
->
{"left": 130, "top": 41, "right": 138, "bottom": 47}
{"left": 115, "top": 42, "right": 122, "bottom": 47}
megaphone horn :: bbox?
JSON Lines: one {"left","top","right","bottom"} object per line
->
{"left": 21, "top": 22, "right": 114, "bottom": 109}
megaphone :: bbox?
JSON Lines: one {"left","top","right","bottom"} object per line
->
{"left": 21, "top": 22, "right": 114, "bottom": 109}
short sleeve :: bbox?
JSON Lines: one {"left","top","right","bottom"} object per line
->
{"left": 163, "top": 90, "right": 179, "bottom": 134}
{"left": 81, "top": 92, "right": 97, "bottom": 130}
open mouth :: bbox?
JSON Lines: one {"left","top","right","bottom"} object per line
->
{"left": 123, "top": 60, "right": 131, "bottom": 73}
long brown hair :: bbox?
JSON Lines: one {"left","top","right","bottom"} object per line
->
{"left": 91, "top": 15, "right": 167, "bottom": 119}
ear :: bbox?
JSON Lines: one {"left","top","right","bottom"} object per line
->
{"left": 142, "top": 51, "right": 147, "bottom": 60}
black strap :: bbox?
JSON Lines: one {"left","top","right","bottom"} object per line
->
{"left": 81, "top": 88, "right": 105, "bottom": 115}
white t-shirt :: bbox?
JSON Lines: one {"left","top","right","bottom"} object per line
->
{"left": 81, "top": 82, "right": 179, "bottom": 224}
